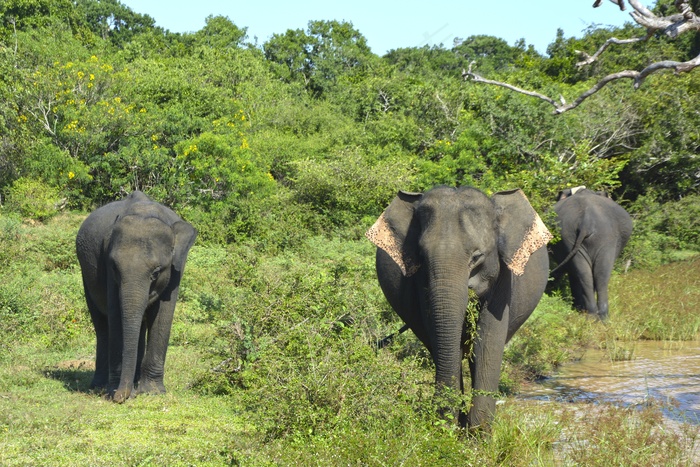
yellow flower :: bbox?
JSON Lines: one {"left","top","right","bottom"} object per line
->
{"left": 77, "top": 71, "right": 84, "bottom": 79}
{"left": 68, "top": 171, "right": 75, "bottom": 179}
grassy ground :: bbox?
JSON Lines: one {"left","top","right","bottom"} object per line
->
{"left": 1, "top": 212, "right": 698, "bottom": 465}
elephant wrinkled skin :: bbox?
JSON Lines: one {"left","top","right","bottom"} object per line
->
{"left": 76, "top": 191, "right": 197, "bottom": 402}
{"left": 551, "top": 187, "right": 633, "bottom": 320}
{"left": 366, "top": 186, "right": 552, "bottom": 430}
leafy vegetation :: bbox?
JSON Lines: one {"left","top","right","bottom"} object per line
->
{"left": 1, "top": 214, "right": 699, "bottom": 465}
{"left": 1, "top": 0, "right": 699, "bottom": 464}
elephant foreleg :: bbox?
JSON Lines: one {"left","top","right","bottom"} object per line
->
{"left": 136, "top": 298, "right": 177, "bottom": 395}
{"left": 467, "top": 298, "right": 509, "bottom": 430}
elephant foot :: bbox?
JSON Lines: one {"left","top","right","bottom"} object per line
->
{"left": 89, "top": 379, "right": 107, "bottom": 392}
{"left": 108, "top": 384, "right": 133, "bottom": 403}
{"left": 135, "top": 378, "right": 166, "bottom": 395}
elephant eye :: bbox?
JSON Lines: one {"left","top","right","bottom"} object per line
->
{"left": 150, "top": 267, "right": 162, "bottom": 281}
{"left": 470, "top": 252, "right": 484, "bottom": 266}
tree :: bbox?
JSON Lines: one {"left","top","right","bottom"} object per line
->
{"left": 264, "top": 20, "right": 373, "bottom": 97}
{"left": 75, "top": 0, "right": 158, "bottom": 47}
{"left": 190, "top": 15, "right": 247, "bottom": 50}
{"left": 464, "top": 0, "right": 700, "bottom": 113}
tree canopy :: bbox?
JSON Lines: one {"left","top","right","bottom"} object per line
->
{"left": 1, "top": 0, "right": 698, "bottom": 245}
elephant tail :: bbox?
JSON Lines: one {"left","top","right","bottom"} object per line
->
{"left": 550, "top": 229, "right": 588, "bottom": 277}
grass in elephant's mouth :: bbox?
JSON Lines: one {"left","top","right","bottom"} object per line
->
{"left": 0, "top": 214, "right": 698, "bottom": 465}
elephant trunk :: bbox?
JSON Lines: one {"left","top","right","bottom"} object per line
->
{"left": 113, "top": 281, "right": 148, "bottom": 403}
{"left": 426, "top": 261, "right": 471, "bottom": 406}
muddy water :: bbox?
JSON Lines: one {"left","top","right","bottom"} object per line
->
{"left": 517, "top": 340, "right": 700, "bottom": 424}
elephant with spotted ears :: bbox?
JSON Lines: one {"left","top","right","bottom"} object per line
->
{"left": 366, "top": 186, "right": 552, "bottom": 430}
{"left": 76, "top": 191, "right": 197, "bottom": 402}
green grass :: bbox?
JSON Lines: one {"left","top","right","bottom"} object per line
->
{"left": 0, "top": 212, "right": 698, "bottom": 465}
{"left": 0, "top": 345, "right": 249, "bottom": 466}
{"left": 609, "top": 255, "right": 700, "bottom": 341}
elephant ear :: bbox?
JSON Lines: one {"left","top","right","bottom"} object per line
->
{"left": 365, "top": 191, "right": 422, "bottom": 277}
{"left": 492, "top": 189, "right": 553, "bottom": 276}
{"left": 171, "top": 221, "right": 197, "bottom": 273}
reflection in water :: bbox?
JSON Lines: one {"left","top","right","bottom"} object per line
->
{"left": 518, "top": 341, "right": 700, "bottom": 424}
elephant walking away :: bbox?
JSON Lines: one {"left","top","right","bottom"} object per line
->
{"left": 551, "top": 187, "right": 633, "bottom": 320}
{"left": 366, "top": 186, "right": 552, "bottom": 430}
{"left": 76, "top": 191, "right": 197, "bottom": 402}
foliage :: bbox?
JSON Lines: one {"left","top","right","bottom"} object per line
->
{"left": 290, "top": 150, "right": 415, "bottom": 226}
{"left": 4, "top": 178, "right": 63, "bottom": 221}
{"left": 2, "top": 0, "right": 698, "bottom": 265}
{"left": 624, "top": 192, "right": 700, "bottom": 267}
{"left": 264, "top": 20, "right": 374, "bottom": 97}
{"left": 1, "top": 215, "right": 699, "bottom": 464}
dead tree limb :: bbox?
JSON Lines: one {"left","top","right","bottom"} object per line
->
{"left": 462, "top": 61, "right": 562, "bottom": 109}
{"left": 463, "top": 0, "right": 700, "bottom": 114}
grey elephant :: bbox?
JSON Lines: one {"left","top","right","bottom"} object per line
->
{"left": 76, "top": 191, "right": 197, "bottom": 402}
{"left": 366, "top": 186, "right": 552, "bottom": 430}
{"left": 550, "top": 186, "right": 633, "bottom": 320}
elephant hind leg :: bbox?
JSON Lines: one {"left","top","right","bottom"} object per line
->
{"left": 568, "top": 256, "right": 598, "bottom": 315}
{"left": 593, "top": 256, "right": 615, "bottom": 320}
{"left": 85, "top": 292, "right": 109, "bottom": 390}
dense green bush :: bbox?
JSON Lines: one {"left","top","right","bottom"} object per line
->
{"left": 624, "top": 192, "right": 700, "bottom": 267}
{"left": 4, "top": 178, "right": 63, "bottom": 221}
{"left": 290, "top": 151, "right": 416, "bottom": 226}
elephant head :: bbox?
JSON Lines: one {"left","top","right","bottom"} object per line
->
{"left": 366, "top": 186, "right": 551, "bottom": 429}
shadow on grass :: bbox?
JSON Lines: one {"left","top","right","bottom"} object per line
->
{"left": 44, "top": 359, "right": 94, "bottom": 393}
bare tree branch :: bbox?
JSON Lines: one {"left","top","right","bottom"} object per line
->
{"left": 464, "top": 0, "right": 700, "bottom": 114}
{"left": 593, "top": 0, "right": 626, "bottom": 11}
{"left": 575, "top": 32, "right": 653, "bottom": 67}
{"left": 462, "top": 62, "right": 563, "bottom": 108}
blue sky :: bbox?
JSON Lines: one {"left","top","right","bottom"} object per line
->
{"left": 119, "top": 0, "right": 633, "bottom": 55}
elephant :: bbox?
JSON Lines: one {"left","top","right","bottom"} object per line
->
{"left": 76, "top": 191, "right": 197, "bottom": 402}
{"left": 550, "top": 187, "right": 633, "bottom": 320}
{"left": 366, "top": 186, "right": 552, "bottom": 430}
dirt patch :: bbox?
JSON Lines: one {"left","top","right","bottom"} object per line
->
{"left": 54, "top": 359, "right": 94, "bottom": 370}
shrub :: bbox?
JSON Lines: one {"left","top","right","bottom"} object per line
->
{"left": 290, "top": 150, "right": 415, "bottom": 227}
{"left": 5, "top": 178, "right": 63, "bottom": 221}
{"left": 625, "top": 192, "right": 700, "bottom": 268}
